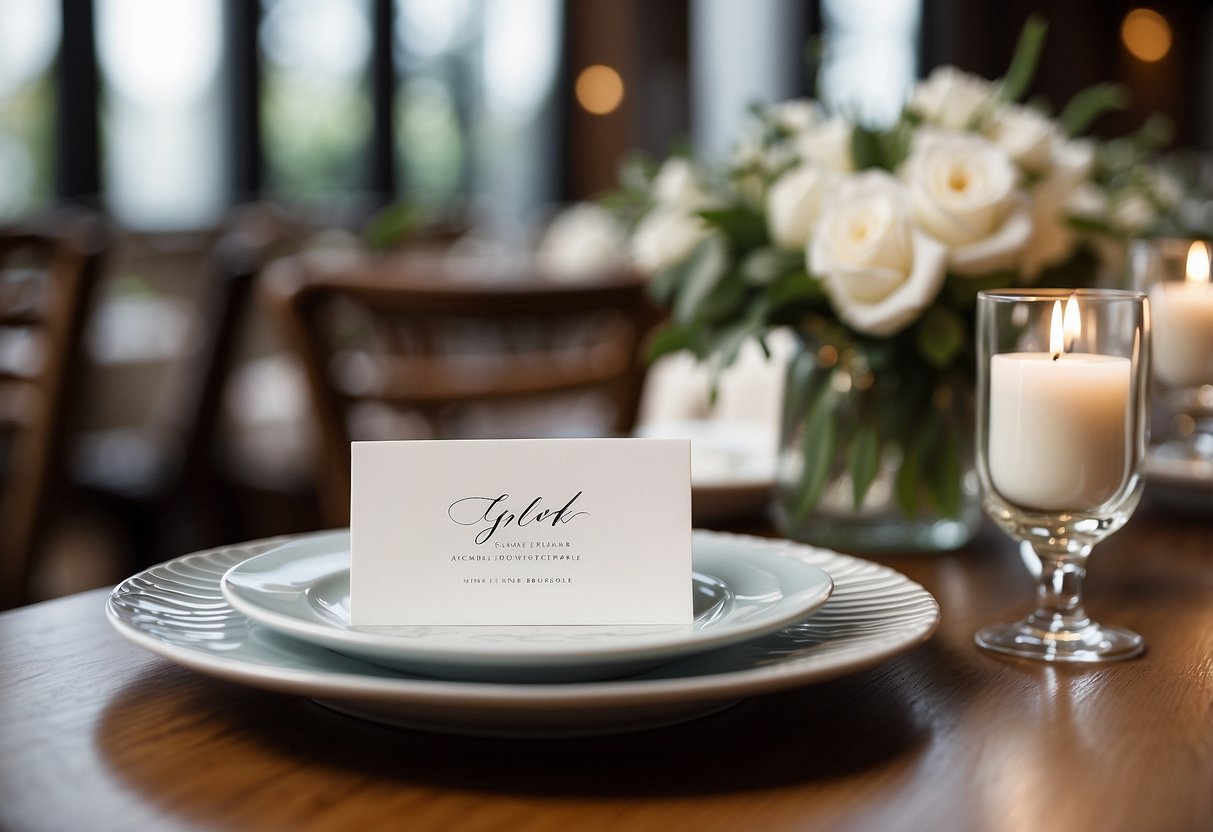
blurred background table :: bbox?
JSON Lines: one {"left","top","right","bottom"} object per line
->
{"left": 2, "top": 501, "right": 1209, "bottom": 832}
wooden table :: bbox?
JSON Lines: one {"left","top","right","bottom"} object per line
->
{"left": 3, "top": 498, "right": 1210, "bottom": 832}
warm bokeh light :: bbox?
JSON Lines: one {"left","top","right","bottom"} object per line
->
{"left": 574, "top": 64, "right": 624, "bottom": 115}
{"left": 1121, "top": 8, "right": 1172, "bottom": 62}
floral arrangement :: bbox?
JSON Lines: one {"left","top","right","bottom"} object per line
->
{"left": 615, "top": 19, "right": 1192, "bottom": 535}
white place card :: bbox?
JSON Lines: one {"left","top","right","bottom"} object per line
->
{"left": 349, "top": 438, "right": 692, "bottom": 626}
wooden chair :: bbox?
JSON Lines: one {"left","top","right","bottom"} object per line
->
{"left": 68, "top": 207, "right": 295, "bottom": 571}
{"left": 264, "top": 253, "right": 654, "bottom": 527}
{"left": 0, "top": 213, "right": 107, "bottom": 610}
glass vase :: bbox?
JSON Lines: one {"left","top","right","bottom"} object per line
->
{"left": 772, "top": 329, "right": 982, "bottom": 553}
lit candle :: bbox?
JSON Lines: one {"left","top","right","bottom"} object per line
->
{"left": 989, "top": 297, "right": 1131, "bottom": 510}
{"left": 1147, "top": 241, "right": 1213, "bottom": 388}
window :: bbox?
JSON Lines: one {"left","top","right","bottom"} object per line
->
{"left": 96, "top": 0, "right": 226, "bottom": 230}
{"left": 8, "top": 0, "right": 565, "bottom": 231}
{"left": 261, "top": 0, "right": 375, "bottom": 206}
{"left": 0, "top": 0, "right": 59, "bottom": 220}
{"left": 394, "top": 0, "right": 561, "bottom": 227}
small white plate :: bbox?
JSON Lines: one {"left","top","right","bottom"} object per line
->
{"left": 220, "top": 530, "right": 833, "bottom": 682}
{"left": 1145, "top": 449, "right": 1213, "bottom": 490}
{"left": 107, "top": 530, "right": 940, "bottom": 738}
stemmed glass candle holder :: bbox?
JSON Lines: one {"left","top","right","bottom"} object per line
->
{"left": 975, "top": 289, "right": 1149, "bottom": 662}
{"left": 1129, "top": 238, "right": 1213, "bottom": 461}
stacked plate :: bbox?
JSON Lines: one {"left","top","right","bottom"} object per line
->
{"left": 107, "top": 530, "right": 939, "bottom": 737}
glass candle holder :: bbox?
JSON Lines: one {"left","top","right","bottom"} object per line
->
{"left": 1128, "top": 237, "right": 1213, "bottom": 463}
{"left": 975, "top": 289, "right": 1150, "bottom": 662}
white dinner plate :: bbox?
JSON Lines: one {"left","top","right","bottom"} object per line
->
{"left": 107, "top": 530, "right": 940, "bottom": 738}
{"left": 636, "top": 420, "right": 777, "bottom": 523}
{"left": 220, "top": 531, "right": 834, "bottom": 682}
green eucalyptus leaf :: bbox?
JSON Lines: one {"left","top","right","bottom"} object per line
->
{"left": 1065, "top": 215, "right": 1115, "bottom": 237}
{"left": 1059, "top": 83, "right": 1130, "bottom": 136}
{"left": 646, "top": 323, "right": 700, "bottom": 362}
{"left": 998, "top": 14, "right": 1048, "bottom": 103}
{"left": 741, "top": 247, "right": 802, "bottom": 285}
{"left": 851, "top": 125, "right": 889, "bottom": 171}
{"left": 698, "top": 207, "right": 769, "bottom": 250}
{"left": 795, "top": 385, "right": 838, "bottom": 518}
{"left": 691, "top": 270, "right": 749, "bottom": 326}
{"left": 711, "top": 305, "right": 768, "bottom": 371}
{"left": 922, "top": 417, "right": 962, "bottom": 518}
{"left": 881, "top": 121, "right": 915, "bottom": 170}
{"left": 707, "top": 335, "right": 752, "bottom": 401}
{"left": 752, "top": 333, "right": 769, "bottom": 360}
{"left": 783, "top": 347, "right": 826, "bottom": 425}
{"left": 894, "top": 434, "right": 920, "bottom": 517}
{"left": 915, "top": 305, "right": 966, "bottom": 369}
{"left": 848, "top": 420, "right": 880, "bottom": 509}
{"left": 768, "top": 270, "right": 825, "bottom": 310}
{"left": 648, "top": 264, "right": 683, "bottom": 304}
{"left": 1130, "top": 113, "right": 1175, "bottom": 153}
{"left": 671, "top": 237, "right": 729, "bottom": 323}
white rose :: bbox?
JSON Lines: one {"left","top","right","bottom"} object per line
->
{"left": 1068, "top": 182, "right": 1109, "bottom": 222}
{"left": 902, "top": 131, "right": 1032, "bottom": 275}
{"left": 910, "top": 66, "right": 996, "bottom": 130}
{"left": 630, "top": 207, "right": 711, "bottom": 274}
{"left": 1019, "top": 139, "right": 1098, "bottom": 279}
{"left": 985, "top": 104, "right": 1055, "bottom": 174}
{"left": 766, "top": 164, "right": 838, "bottom": 251}
{"left": 795, "top": 116, "right": 854, "bottom": 173}
{"left": 1052, "top": 138, "right": 1096, "bottom": 184}
{"left": 809, "top": 171, "right": 948, "bottom": 337}
{"left": 1150, "top": 168, "right": 1183, "bottom": 210}
{"left": 1111, "top": 192, "right": 1156, "bottom": 234}
{"left": 768, "top": 99, "right": 820, "bottom": 134}
{"left": 731, "top": 130, "right": 764, "bottom": 169}
{"left": 536, "top": 203, "right": 628, "bottom": 280}
{"left": 651, "top": 157, "right": 708, "bottom": 209}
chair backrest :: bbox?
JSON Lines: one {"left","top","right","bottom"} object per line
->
{"left": 265, "top": 253, "right": 654, "bottom": 527}
{"left": 0, "top": 213, "right": 106, "bottom": 609}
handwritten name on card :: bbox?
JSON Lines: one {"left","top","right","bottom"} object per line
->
{"left": 349, "top": 438, "right": 692, "bottom": 626}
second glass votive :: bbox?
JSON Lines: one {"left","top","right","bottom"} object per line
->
{"left": 1129, "top": 237, "right": 1213, "bottom": 462}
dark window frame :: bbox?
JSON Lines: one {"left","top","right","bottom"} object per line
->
{"left": 52, "top": 0, "right": 574, "bottom": 223}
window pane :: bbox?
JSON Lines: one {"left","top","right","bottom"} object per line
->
{"left": 477, "top": 0, "right": 561, "bottom": 224}
{"left": 0, "top": 0, "right": 58, "bottom": 220}
{"left": 261, "top": 0, "right": 374, "bottom": 204}
{"left": 395, "top": 0, "right": 561, "bottom": 228}
{"left": 395, "top": 0, "right": 474, "bottom": 210}
{"left": 97, "top": 0, "right": 226, "bottom": 230}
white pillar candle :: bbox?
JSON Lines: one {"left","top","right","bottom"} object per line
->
{"left": 1147, "top": 241, "right": 1213, "bottom": 388}
{"left": 988, "top": 298, "right": 1131, "bottom": 510}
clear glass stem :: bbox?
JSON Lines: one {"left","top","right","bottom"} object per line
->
{"left": 1025, "top": 547, "right": 1092, "bottom": 636}
{"left": 975, "top": 539, "right": 1143, "bottom": 662}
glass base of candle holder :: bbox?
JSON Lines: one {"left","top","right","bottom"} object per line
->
{"left": 976, "top": 618, "right": 1143, "bottom": 663}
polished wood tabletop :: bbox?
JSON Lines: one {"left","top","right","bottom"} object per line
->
{"left": 2, "top": 496, "right": 1210, "bottom": 832}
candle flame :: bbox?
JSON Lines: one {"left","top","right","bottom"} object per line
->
{"left": 1049, "top": 299, "right": 1064, "bottom": 358}
{"left": 1049, "top": 296, "right": 1082, "bottom": 357}
{"left": 1186, "top": 241, "right": 1211, "bottom": 284}
{"left": 1063, "top": 296, "right": 1081, "bottom": 352}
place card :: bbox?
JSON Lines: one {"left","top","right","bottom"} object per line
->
{"left": 349, "top": 438, "right": 692, "bottom": 626}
